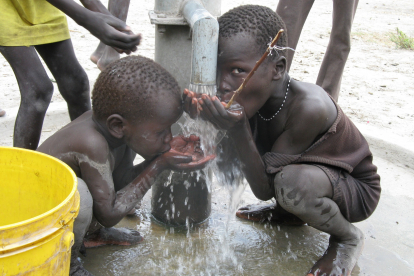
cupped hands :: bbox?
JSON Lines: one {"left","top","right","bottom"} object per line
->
{"left": 158, "top": 135, "right": 215, "bottom": 171}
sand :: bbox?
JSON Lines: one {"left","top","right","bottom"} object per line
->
{"left": 1, "top": 0, "right": 414, "bottom": 274}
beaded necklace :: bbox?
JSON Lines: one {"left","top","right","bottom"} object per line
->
{"left": 257, "top": 78, "right": 290, "bottom": 121}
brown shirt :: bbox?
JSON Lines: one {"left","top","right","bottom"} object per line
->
{"left": 254, "top": 100, "right": 379, "bottom": 181}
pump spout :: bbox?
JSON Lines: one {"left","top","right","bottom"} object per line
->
{"left": 181, "top": 0, "right": 219, "bottom": 89}
{"left": 150, "top": 0, "right": 220, "bottom": 226}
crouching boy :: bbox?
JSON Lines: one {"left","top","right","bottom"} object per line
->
{"left": 184, "top": 5, "right": 380, "bottom": 276}
{"left": 38, "top": 56, "right": 214, "bottom": 275}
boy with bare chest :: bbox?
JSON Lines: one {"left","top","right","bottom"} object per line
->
{"left": 38, "top": 56, "right": 214, "bottom": 275}
{"left": 184, "top": 5, "right": 380, "bottom": 276}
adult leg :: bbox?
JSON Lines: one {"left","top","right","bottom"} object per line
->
{"left": 276, "top": 0, "right": 315, "bottom": 71}
{"left": 274, "top": 165, "right": 364, "bottom": 276}
{"left": 35, "top": 39, "right": 91, "bottom": 120}
{"left": 97, "top": 0, "right": 131, "bottom": 71}
{"left": 90, "top": 41, "right": 105, "bottom": 65}
{"left": 0, "top": 46, "right": 54, "bottom": 149}
{"left": 70, "top": 178, "right": 93, "bottom": 276}
{"left": 316, "top": 0, "right": 359, "bottom": 101}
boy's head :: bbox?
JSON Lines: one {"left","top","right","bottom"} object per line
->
{"left": 217, "top": 5, "right": 288, "bottom": 118}
{"left": 92, "top": 56, "right": 183, "bottom": 159}
{"left": 218, "top": 5, "right": 287, "bottom": 59}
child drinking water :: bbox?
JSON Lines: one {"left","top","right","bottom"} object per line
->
{"left": 184, "top": 5, "right": 380, "bottom": 276}
{"left": 38, "top": 55, "right": 214, "bottom": 275}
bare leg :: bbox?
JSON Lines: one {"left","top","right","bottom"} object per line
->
{"left": 276, "top": 0, "right": 315, "bottom": 71}
{"left": 316, "top": 0, "right": 359, "bottom": 101}
{"left": 35, "top": 39, "right": 91, "bottom": 120}
{"left": 0, "top": 46, "right": 54, "bottom": 149}
{"left": 0, "top": 108, "right": 5, "bottom": 117}
{"left": 274, "top": 165, "right": 364, "bottom": 276}
{"left": 90, "top": 41, "right": 105, "bottom": 64}
{"left": 71, "top": 178, "right": 93, "bottom": 276}
{"left": 97, "top": 0, "right": 131, "bottom": 71}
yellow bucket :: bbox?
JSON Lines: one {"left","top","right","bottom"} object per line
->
{"left": 0, "top": 147, "right": 79, "bottom": 275}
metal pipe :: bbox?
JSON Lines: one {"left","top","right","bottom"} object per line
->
{"left": 181, "top": 0, "right": 218, "bottom": 87}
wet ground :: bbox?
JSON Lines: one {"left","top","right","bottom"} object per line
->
{"left": 81, "top": 124, "right": 414, "bottom": 276}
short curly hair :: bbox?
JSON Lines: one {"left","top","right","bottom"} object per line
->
{"left": 92, "top": 56, "right": 181, "bottom": 121}
{"left": 218, "top": 5, "right": 288, "bottom": 58}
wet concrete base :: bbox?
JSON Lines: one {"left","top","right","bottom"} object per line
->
{"left": 81, "top": 127, "right": 414, "bottom": 275}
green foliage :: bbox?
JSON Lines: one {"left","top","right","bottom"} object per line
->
{"left": 389, "top": 28, "right": 414, "bottom": 50}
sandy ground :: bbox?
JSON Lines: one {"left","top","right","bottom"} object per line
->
{"left": 1, "top": 0, "right": 414, "bottom": 274}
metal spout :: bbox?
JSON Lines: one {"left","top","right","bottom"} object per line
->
{"left": 181, "top": 0, "right": 219, "bottom": 87}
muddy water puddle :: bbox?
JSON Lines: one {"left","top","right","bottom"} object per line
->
{"left": 82, "top": 185, "right": 331, "bottom": 275}
{"left": 81, "top": 152, "right": 414, "bottom": 275}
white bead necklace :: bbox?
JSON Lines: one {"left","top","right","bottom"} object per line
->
{"left": 257, "top": 78, "right": 290, "bottom": 121}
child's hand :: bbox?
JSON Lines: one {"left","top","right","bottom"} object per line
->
{"left": 170, "top": 134, "right": 204, "bottom": 160}
{"left": 158, "top": 150, "right": 215, "bottom": 171}
{"left": 157, "top": 135, "right": 215, "bottom": 171}
{"left": 198, "top": 95, "right": 246, "bottom": 131}
{"left": 81, "top": 12, "right": 141, "bottom": 53}
{"left": 183, "top": 89, "right": 202, "bottom": 119}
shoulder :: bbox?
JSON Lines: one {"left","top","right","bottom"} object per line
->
{"left": 79, "top": 131, "right": 110, "bottom": 157}
{"left": 287, "top": 81, "right": 337, "bottom": 131}
{"left": 51, "top": 114, "right": 111, "bottom": 162}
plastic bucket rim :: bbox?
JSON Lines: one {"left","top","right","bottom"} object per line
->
{"left": 0, "top": 146, "right": 78, "bottom": 231}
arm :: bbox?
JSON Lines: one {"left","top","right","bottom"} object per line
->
{"left": 78, "top": 0, "right": 111, "bottom": 14}
{"left": 46, "top": 0, "right": 140, "bottom": 52}
{"left": 198, "top": 96, "right": 273, "bottom": 200}
{"left": 79, "top": 142, "right": 213, "bottom": 228}
{"left": 197, "top": 95, "right": 332, "bottom": 200}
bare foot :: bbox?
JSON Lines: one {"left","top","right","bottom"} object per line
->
{"left": 97, "top": 46, "right": 120, "bottom": 71}
{"left": 236, "top": 203, "right": 305, "bottom": 226}
{"left": 90, "top": 42, "right": 106, "bottom": 64}
{"left": 307, "top": 229, "right": 364, "bottom": 276}
{"left": 83, "top": 227, "right": 143, "bottom": 248}
{"left": 0, "top": 108, "right": 5, "bottom": 117}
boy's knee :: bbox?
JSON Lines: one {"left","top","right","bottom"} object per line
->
{"left": 274, "top": 165, "right": 316, "bottom": 213}
{"left": 77, "top": 178, "right": 93, "bottom": 222}
{"left": 73, "top": 178, "right": 93, "bottom": 240}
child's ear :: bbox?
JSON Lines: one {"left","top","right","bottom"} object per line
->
{"left": 106, "top": 114, "right": 126, "bottom": 139}
{"left": 272, "top": 56, "right": 287, "bottom": 81}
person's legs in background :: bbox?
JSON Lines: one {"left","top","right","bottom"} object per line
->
{"left": 0, "top": 46, "right": 54, "bottom": 149}
{"left": 35, "top": 39, "right": 91, "bottom": 120}
{"left": 90, "top": 0, "right": 131, "bottom": 71}
{"left": 316, "top": 0, "right": 359, "bottom": 101}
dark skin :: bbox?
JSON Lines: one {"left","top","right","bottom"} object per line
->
{"left": 38, "top": 93, "right": 214, "bottom": 228}
{"left": 47, "top": 0, "right": 141, "bottom": 53}
{"left": 276, "top": 0, "right": 359, "bottom": 101}
{"left": 89, "top": 0, "right": 131, "bottom": 71}
{"left": 0, "top": 0, "right": 141, "bottom": 149}
{"left": 0, "top": 40, "right": 90, "bottom": 149}
{"left": 184, "top": 33, "right": 364, "bottom": 276}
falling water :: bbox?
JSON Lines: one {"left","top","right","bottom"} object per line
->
{"left": 81, "top": 85, "right": 330, "bottom": 275}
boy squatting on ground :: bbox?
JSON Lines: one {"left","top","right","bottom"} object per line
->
{"left": 38, "top": 56, "right": 215, "bottom": 276}
{"left": 184, "top": 5, "right": 380, "bottom": 276}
